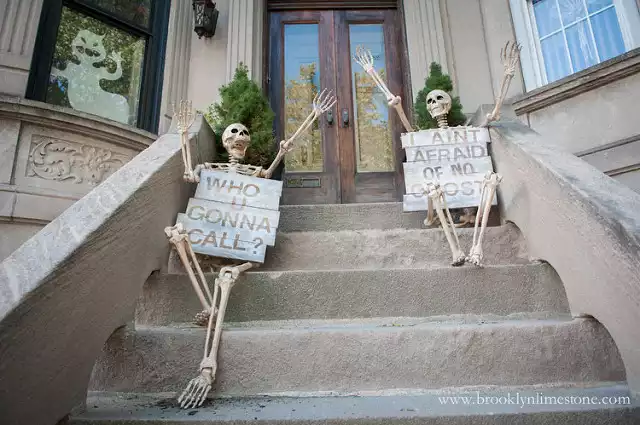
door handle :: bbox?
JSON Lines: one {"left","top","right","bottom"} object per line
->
{"left": 326, "top": 110, "right": 334, "bottom": 126}
{"left": 341, "top": 108, "right": 349, "bottom": 128}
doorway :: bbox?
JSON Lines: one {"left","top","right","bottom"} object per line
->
{"left": 267, "top": 6, "right": 408, "bottom": 204}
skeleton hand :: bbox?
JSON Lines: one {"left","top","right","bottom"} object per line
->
{"left": 173, "top": 100, "right": 196, "bottom": 133}
{"left": 178, "top": 366, "right": 214, "bottom": 409}
{"left": 501, "top": 41, "right": 522, "bottom": 77}
{"left": 354, "top": 45, "right": 375, "bottom": 73}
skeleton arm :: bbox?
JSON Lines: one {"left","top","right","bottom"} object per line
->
{"left": 353, "top": 46, "right": 413, "bottom": 133}
{"left": 173, "top": 101, "right": 198, "bottom": 182}
{"left": 261, "top": 89, "right": 336, "bottom": 179}
{"left": 483, "top": 41, "right": 521, "bottom": 126}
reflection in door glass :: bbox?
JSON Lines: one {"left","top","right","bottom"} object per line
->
{"left": 350, "top": 24, "right": 394, "bottom": 172}
{"left": 284, "top": 24, "right": 323, "bottom": 172}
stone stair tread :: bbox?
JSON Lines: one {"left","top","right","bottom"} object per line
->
{"left": 137, "top": 263, "right": 569, "bottom": 325}
{"left": 90, "top": 317, "right": 624, "bottom": 395}
{"left": 74, "top": 384, "right": 640, "bottom": 424}
{"left": 152, "top": 312, "right": 575, "bottom": 332}
{"left": 167, "top": 224, "right": 526, "bottom": 273}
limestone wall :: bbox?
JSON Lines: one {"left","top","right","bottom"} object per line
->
{"left": 0, "top": 97, "right": 155, "bottom": 261}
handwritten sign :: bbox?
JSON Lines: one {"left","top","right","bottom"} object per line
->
{"left": 176, "top": 213, "right": 268, "bottom": 262}
{"left": 405, "top": 142, "right": 487, "bottom": 163}
{"left": 184, "top": 198, "right": 278, "bottom": 245}
{"left": 400, "top": 126, "right": 495, "bottom": 212}
{"left": 175, "top": 169, "right": 284, "bottom": 263}
{"left": 401, "top": 127, "right": 490, "bottom": 148}
{"left": 195, "top": 169, "right": 283, "bottom": 210}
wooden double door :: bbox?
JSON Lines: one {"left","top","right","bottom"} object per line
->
{"left": 268, "top": 8, "right": 408, "bottom": 204}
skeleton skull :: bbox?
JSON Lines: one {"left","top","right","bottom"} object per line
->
{"left": 222, "top": 123, "right": 250, "bottom": 160}
{"left": 426, "top": 90, "right": 452, "bottom": 119}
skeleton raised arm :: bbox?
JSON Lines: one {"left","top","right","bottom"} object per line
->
{"left": 353, "top": 46, "right": 413, "bottom": 133}
{"left": 173, "top": 100, "right": 198, "bottom": 182}
{"left": 261, "top": 89, "right": 336, "bottom": 178}
{"left": 483, "top": 41, "right": 521, "bottom": 126}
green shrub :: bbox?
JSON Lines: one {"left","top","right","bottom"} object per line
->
{"left": 414, "top": 62, "right": 466, "bottom": 130}
{"left": 204, "top": 63, "right": 276, "bottom": 168}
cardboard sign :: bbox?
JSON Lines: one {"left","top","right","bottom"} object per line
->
{"left": 176, "top": 213, "right": 269, "bottom": 262}
{"left": 175, "top": 169, "right": 284, "bottom": 263}
{"left": 401, "top": 126, "right": 490, "bottom": 148}
{"left": 400, "top": 126, "right": 495, "bottom": 212}
{"left": 195, "top": 169, "right": 283, "bottom": 211}
{"left": 405, "top": 142, "right": 488, "bottom": 163}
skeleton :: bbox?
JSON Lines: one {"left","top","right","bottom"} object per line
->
{"left": 166, "top": 90, "right": 336, "bottom": 408}
{"left": 467, "top": 171, "right": 502, "bottom": 266}
{"left": 426, "top": 89, "right": 452, "bottom": 129}
{"left": 353, "top": 46, "right": 413, "bottom": 133}
{"left": 426, "top": 182, "right": 466, "bottom": 266}
{"left": 483, "top": 41, "right": 522, "bottom": 126}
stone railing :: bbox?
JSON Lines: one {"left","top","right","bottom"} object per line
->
{"left": 0, "top": 97, "right": 156, "bottom": 261}
{"left": 488, "top": 117, "right": 640, "bottom": 395}
{"left": 0, "top": 115, "right": 214, "bottom": 425}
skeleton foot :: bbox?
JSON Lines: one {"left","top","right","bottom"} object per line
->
{"left": 467, "top": 245, "right": 483, "bottom": 267}
{"left": 178, "top": 366, "right": 214, "bottom": 409}
{"left": 193, "top": 308, "right": 217, "bottom": 327}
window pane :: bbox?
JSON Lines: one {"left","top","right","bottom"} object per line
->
{"left": 565, "top": 20, "right": 598, "bottom": 72}
{"left": 533, "top": 0, "right": 562, "bottom": 37}
{"left": 284, "top": 24, "right": 323, "bottom": 173}
{"left": 586, "top": 0, "right": 613, "bottom": 14}
{"left": 77, "top": 0, "right": 151, "bottom": 27}
{"left": 540, "top": 32, "right": 572, "bottom": 82}
{"left": 558, "top": 0, "right": 587, "bottom": 25}
{"left": 46, "top": 7, "right": 146, "bottom": 126}
{"left": 591, "top": 8, "right": 625, "bottom": 61}
{"left": 349, "top": 24, "right": 394, "bottom": 173}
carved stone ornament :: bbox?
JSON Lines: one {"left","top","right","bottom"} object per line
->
{"left": 27, "top": 136, "right": 131, "bottom": 185}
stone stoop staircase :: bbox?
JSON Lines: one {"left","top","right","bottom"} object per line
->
{"left": 73, "top": 203, "right": 640, "bottom": 424}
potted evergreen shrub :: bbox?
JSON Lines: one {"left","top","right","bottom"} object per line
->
{"left": 414, "top": 62, "right": 466, "bottom": 130}
{"left": 204, "top": 63, "right": 276, "bottom": 169}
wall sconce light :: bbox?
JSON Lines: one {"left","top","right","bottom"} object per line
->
{"left": 192, "top": 0, "right": 219, "bottom": 39}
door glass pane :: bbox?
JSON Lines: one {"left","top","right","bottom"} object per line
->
{"left": 586, "top": 0, "right": 613, "bottom": 14}
{"left": 78, "top": 0, "right": 151, "bottom": 27}
{"left": 283, "top": 24, "right": 323, "bottom": 172}
{"left": 46, "top": 7, "right": 146, "bottom": 126}
{"left": 349, "top": 24, "right": 393, "bottom": 173}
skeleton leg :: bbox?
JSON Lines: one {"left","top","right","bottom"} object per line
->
{"left": 467, "top": 172, "right": 502, "bottom": 267}
{"left": 354, "top": 46, "right": 413, "bottom": 133}
{"left": 426, "top": 184, "right": 466, "bottom": 266}
{"left": 178, "top": 262, "right": 255, "bottom": 409}
{"left": 165, "top": 224, "right": 214, "bottom": 323}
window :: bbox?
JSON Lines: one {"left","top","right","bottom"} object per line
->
{"left": 510, "top": 0, "right": 640, "bottom": 89}
{"left": 27, "top": 0, "right": 170, "bottom": 133}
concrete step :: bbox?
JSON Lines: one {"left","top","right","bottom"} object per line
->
{"left": 90, "top": 316, "right": 624, "bottom": 396}
{"left": 73, "top": 384, "right": 640, "bottom": 424}
{"left": 136, "top": 263, "right": 568, "bottom": 326}
{"left": 260, "top": 223, "right": 526, "bottom": 271}
{"left": 167, "top": 224, "right": 525, "bottom": 274}
{"left": 276, "top": 202, "right": 499, "bottom": 232}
